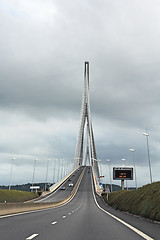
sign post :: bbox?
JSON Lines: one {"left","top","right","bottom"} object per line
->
{"left": 121, "top": 179, "right": 124, "bottom": 190}
{"left": 105, "top": 185, "right": 110, "bottom": 201}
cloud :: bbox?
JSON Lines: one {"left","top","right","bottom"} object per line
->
{"left": 0, "top": 0, "right": 160, "bottom": 186}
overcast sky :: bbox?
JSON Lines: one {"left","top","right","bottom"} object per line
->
{"left": 0, "top": 0, "right": 160, "bottom": 187}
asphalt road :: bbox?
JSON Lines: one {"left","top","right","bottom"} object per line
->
{"left": 35, "top": 166, "right": 84, "bottom": 203}
{"left": 0, "top": 166, "right": 160, "bottom": 240}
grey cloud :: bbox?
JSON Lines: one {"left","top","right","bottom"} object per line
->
{"left": 0, "top": 0, "right": 160, "bottom": 186}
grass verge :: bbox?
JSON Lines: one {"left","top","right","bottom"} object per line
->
{"left": 0, "top": 189, "right": 38, "bottom": 203}
{"left": 102, "top": 181, "right": 160, "bottom": 222}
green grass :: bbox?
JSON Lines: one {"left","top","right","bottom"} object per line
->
{"left": 102, "top": 181, "right": 160, "bottom": 222}
{"left": 0, "top": 189, "right": 38, "bottom": 203}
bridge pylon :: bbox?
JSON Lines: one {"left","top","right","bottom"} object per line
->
{"left": 74, "top": 62, "right": 99, "bottom": 177}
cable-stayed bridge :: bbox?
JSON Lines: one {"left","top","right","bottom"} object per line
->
{"left": 0, "top": 63, "right": 158, "bottom": 240}
{"left": 48, "top": 61, "right": 100, "bottom": 195}
{"left": 74, "top": 62, "right": 98, "bottom": 169}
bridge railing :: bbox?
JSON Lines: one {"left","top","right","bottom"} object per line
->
{"left": 92, "top": 166, "right": 103, "bottom": 196}
{"left": 42, "top": 166, "right": 80, "bottom": 196}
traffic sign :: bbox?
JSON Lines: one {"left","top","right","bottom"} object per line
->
{"left": 30, "top": 186, "right": 40, "bottom": 189}
{"left": 113, "top": 167, "right": 133, "bottom": 180}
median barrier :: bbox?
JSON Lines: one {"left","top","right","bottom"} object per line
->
{"left": 25, "top": 166, "right": 81, "bottom": 202}
{"left": 49, "top": 166, "right": 80, "bottom": 193}
{"left": 0, "top": 167, "right": 86, "bottom": 216}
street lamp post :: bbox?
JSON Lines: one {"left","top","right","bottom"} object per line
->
{"left": 9, "top": 157, "right": 16, "bottom": 190}
{"left": 129, "top": 149, "right": 138, "bottom": 189}
{"left": 52, "top": 159, "right": 56, "bottom": 184}
{"left": 61, "top": 158, "right": 64, "bottom": 180}
{"left": 63, "top": 158, "right": 67, "bottom": 178}
{"left": 60, "top": 158, "right": 63, "bottom": 180}
{"left": 99, "top": 159, "right": 102, "bottom": 177}
{"left": 31, "top": 158, "right": 38, "bottom": 191}
{"left": 57, "top": 158, "right": 61, "bottom": 182}
{"left": 107, "top": 159, "right": 112, "bottom": 192}
{"left": 122, "top": 158, "right": 128, "bottom": 190}
{"left": 45, "top": 159, "right": 50, "bottom": 191}
{"left": 142, "top": 132, "right": 152, "bottom": 183}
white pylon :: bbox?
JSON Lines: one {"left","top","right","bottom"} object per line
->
{"left": 74, "top": 62, "right": 99, "bottom": 177}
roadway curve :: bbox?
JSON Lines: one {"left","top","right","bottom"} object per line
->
{"left": 0, "top": 167, "right": 160, "bottom": 240}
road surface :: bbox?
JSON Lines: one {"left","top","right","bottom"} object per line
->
{"left": 0, "top": 167, "right": 160, "bottom": 240}
{"left": 35, "top": 166, "right": 84, "bottom": 202}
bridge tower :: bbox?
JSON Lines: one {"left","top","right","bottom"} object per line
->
{"left": 74, "top": 62, "right": 99, "bottom": 177}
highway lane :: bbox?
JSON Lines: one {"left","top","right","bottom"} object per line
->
{"left": 96, "top": 192, "right": 160, "bottom": 240}
{"left": 35, "top": 166, "right": 84, "bottom": 202}
{"left": 0, "top": 167, "right": 160, "bottom": 240}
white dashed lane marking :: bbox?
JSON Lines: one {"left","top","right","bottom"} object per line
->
{"left": 26, "top": 233, "right": 39, "bottom": 239}
{"left": 52, "top": 221, "right": 57, "bottom": 225}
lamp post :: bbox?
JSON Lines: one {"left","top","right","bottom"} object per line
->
{"left": 31, "top": 158, "right": 38, "bottom": 191}
{"left": 63, "top": 158, "right": 67, "bottom": 178}
{"left": 57, "top": 158, "right": 61, "bottom": 182}
{"left": 60, "top": 158, "right": 64, "bottom": 180}
{"left": 129, "top": 149, "right": 137, "bottom": 189}
{"left": 122, "top": 158, "right": 126, "bottom": 167}
{"left": 52, "top": 159, "right": 56, "bottom": 184}
{"left": 92, "top": 158, "right": 100, "bottom": 168}
{"left": 107, "top": 159, "right": 112, "bottom": 192}
{"left": 142, "top": 132, "right": 152, "bottom": 183}
{"left": 98, "top": 159, "right": 102, "bottom": 182}
{"left": 99, "top": 159, "right": 102, "bottom": 177}
{"left": 9, "top": 157, "right": 16, "bottom": 190}
{"left": 45, "top": 159, "right": 50, "bottom": 191}
{"left": 68, "top": 158, "right": 74, "bottom": 174}
{"left": 121, "top": 158, "right": 128, "bottom": 190}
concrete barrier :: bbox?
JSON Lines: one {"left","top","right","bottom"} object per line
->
{"left": 91, "top": 166, "right": 102, "bottom": 196}
{"left": 0, "top": 167, "right": 86, "bottom": 216}
{"left": 26, "top": 166, "right": 80, "bottom": 202}
{"left": 49, "top": 166, "right": 80, "bottom": 193}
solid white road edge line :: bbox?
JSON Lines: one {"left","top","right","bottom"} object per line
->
{"left": 91, "top": 173, "right": 154, "bottom": 240}
{"left": 26, "top": 233, "right": 39, "bottom": 239}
